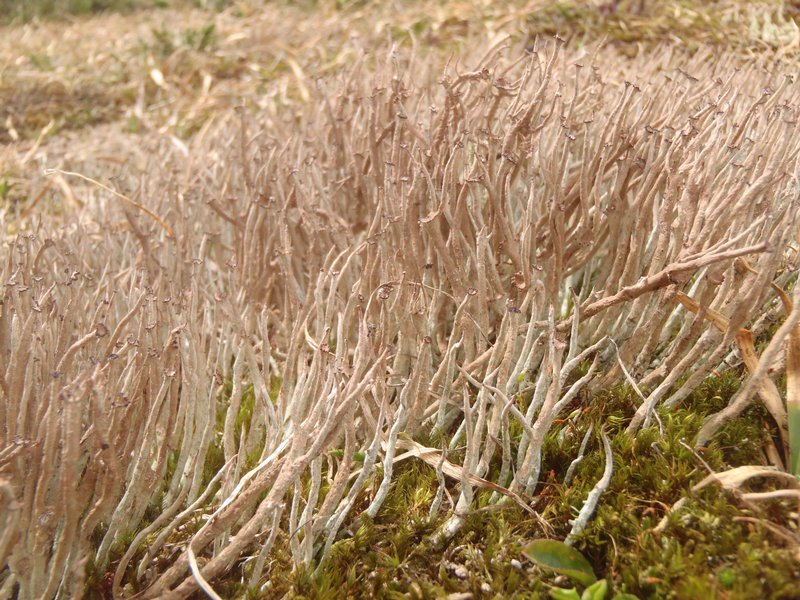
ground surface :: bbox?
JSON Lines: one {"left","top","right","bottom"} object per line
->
{"left": 2, "top": 2, "right": 800, "bottom": 599}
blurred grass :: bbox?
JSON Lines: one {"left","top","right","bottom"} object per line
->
{"left": 2, "top": 0, "right": 798, "bottom": 222}
{"left": 1, "top": 0, "right": 143, "bottom": 22}
{"left": 4, "top": 1, "right": 800, "bottom": 68}
{"left": 0, "top": 0, "right": 235, "bottom": 23}
{"left": 522, "top": 0, "right": 800, "bottom": 54}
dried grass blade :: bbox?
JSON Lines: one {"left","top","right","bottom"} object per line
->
{"left": 675, "top": 291, "right": 730, "bottom": 333}
{"left": 655, "top": 465, "right": 799, "bottom": 533}
{"left": 676, "top": 291, "right": 788, "bottom": 444}
{"left": 749, "top": 264, "right": 800, "bottom": 476}
{"left": 394, "top": 436, "right": 535, "bottom": 515}
{"left": 692, "top": 465, "right": 799, "bottom": 491}
{"left": 43, "top": 168, "right": 175, "bottom": 239}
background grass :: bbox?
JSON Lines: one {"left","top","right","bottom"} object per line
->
{"left": 1, "top": 0, "right": 144, "bottom": 22}
{"left": 0, "top": 0, "right": 237, "bottom": 22}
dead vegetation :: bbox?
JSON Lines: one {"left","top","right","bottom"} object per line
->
{"left": 1, "top": 2, "right": 800, "bottom": 599}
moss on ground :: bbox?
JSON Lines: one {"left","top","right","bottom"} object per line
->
{"left": 86, "top": 370, "right": 798, "bottom": 599}
{"left": 169, "top": 371, "right": 795, "bottom": 600}
{"left": 75, "top": 339, "right": 797, "bottom": 598}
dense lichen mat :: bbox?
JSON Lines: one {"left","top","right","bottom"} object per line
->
{"left": 1, "top": 2, "right": 800, "bottom": 599}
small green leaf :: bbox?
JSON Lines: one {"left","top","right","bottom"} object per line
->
{"left": 612, "top": 595, "right": 640, "bottom": 600}
{"left": 549, "top": 588, "right": 581, "bottom": 600}
{"left": 788, "top": 402, "right": 800, "bottom": 477}
{"left": 523, "top": 540, "right": 597, "bottom": 587}
{"left": 718, "top": 567, "right": 736, "bottom": 589}
{"left": 581, "top": 579, "right": 607, "bottom": 600}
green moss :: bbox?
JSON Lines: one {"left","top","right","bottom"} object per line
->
{"left": 83, "top": 524, "right": 113, "bottom": 598}
{"left": 201, "top": 431, "right": 226, "bottom": 489}
{"left": 95, "top": 365, "right": 796, "bottom": 598}
{"left": 200, "top": 378, "right": 268, "bottom": 488}
{"left": 537, "top": 374, "right": 793, "bottom": 599}
{"left": 236, "top": 384, "right": 256, "bottom": 437}
{"left": 247, "top": 371, "right": 795, "bottom": 599}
